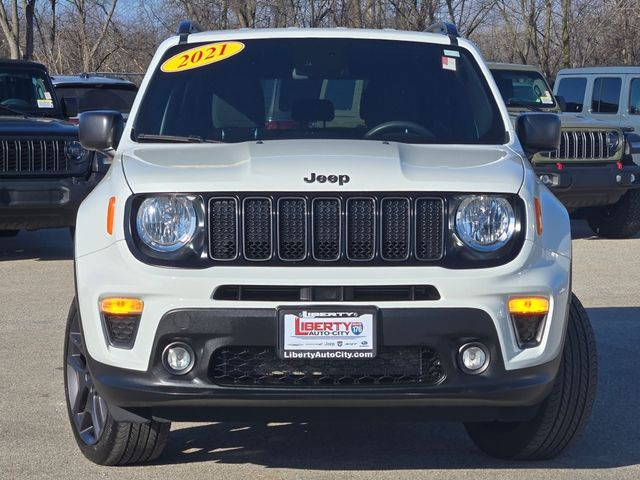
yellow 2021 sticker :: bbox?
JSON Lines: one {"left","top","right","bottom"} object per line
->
{"left": 161, "top": 41, "right": 245, "bottom": 73}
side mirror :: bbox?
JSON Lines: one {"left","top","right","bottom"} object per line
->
{"left": 62, "top": 97, "right": 79, "bottom": 118}
{"left": 516, "top": 112, "right": 561, "bottom": 158}
{"left": 624, "top": 132, "right": 640, "bottom": 155}
{"left": 79, "top": 110, "right": 124, "bottom": 158}
{"left": 555, "top": 95, "right": 567, "bottom": 112}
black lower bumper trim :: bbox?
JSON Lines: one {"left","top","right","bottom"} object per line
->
{"left": 0, "top": 174, "right": 101, "bottom": 229}
{"left": 535, "top": 163, "right": 640, "bottom": 209}
{"left": 86, "top": 307, "right": 561, "bottom": 423}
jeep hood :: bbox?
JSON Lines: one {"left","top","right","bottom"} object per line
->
{"left": 121, "top": 140, "right": 525, "bottom": 194}
{"left": 0, "top": 115, "right": 77, "bottom": 136}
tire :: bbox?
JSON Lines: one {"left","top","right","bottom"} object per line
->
{"left": 464, "top": 294, "right": 597, "bottom": 460}
{"left": 0, "top": 230, "right": 19, "bottom": 237}
{"left": 64, "top": 299, "right": 170, "bottom": 465}
{"left": 586, "top": 189, "right": 640, "bottom": 238}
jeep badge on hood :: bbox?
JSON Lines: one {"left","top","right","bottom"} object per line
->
{"left": 304, "top": 173, "right": 350, "bottom": 185}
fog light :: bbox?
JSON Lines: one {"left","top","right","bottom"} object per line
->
{"left": 162, "top": 342, "right": 195, "bottom": 375}
{"left": 631, "top": 174, "right": 636, "bottom": 183}
{"left": 458, "top": 343, "right": 490, "bottom": 374}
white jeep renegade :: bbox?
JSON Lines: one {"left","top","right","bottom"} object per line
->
{"left": 64, "top": 21, "right": 597, "bottom": 465}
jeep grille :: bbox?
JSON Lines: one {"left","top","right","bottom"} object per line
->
{"left": 208, "top": 194, "right": 444, "bottom": 265}
{"left": 545, "top": 130, "right": 614, "bottom": 160}
{"left": 1, "top": 139, "right": 71, "bottom": 175}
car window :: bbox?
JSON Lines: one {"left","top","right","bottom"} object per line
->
{"left": 629, "top": 78, "right": 640, "bottom": 115}
{"left": 134, "top": 38, "right": 506, "bottom": 145}
{"left": 556, "top": 77, "right": 587, "bottom": 112}
{"left": 0, "top": 67, "right": 58, "bottom": 113}
{"left": 591, "top": 77, "right": 621, "bottom": 114}
{"left": 490, "top": 68, "right": 555, "bottom": 108}
{"left": 55, "top": 86, "right": 137, "bottom": 113}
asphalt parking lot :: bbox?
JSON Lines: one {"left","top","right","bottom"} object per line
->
{"left": 0, "top": 222, "right": 638, "bottom": 479}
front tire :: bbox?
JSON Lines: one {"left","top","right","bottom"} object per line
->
{"left": 464, "top": 294, "right": 597, "bottom": 460}
{"left": 586, "top": 189, "right": 640, "bottom": 238}
{"left": 64, "top": 299, "right": 170, "bottom": 465}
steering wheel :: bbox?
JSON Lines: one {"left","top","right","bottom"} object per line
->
{"left": 364, "top": 120, "right": 435, "bottom": 139}
{"left": 1, "top": 98, "right": 31, "bottom": 108}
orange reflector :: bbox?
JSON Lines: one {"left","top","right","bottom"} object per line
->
{"left": 107, "top": 196, "right": 116, "bottom": 235}
{"left": 508, "top": 297, "right": 549, "bottom": 315}
{"left": 100, "top": 297, "right": 144, "bottom": 316}
{"left": 534, "top": 197, "right": 543, "bottom": 236}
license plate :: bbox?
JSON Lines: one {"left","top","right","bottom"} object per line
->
{"left": 279, "top": 307, "right": 377, "bottom": 360}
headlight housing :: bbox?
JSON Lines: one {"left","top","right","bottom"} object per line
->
{"left": 136, "top": 195, "right": 197, "bottom": 252}
{"left": 607, "top": 131, "right": 620, "bottom": 152}
{"left": 65, "top": 141, "right": 91, "bottom": 162}
{"left": 455, "top": 196, "right": 516, "bottom": 252}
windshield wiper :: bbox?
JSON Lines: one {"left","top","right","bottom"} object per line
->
{"left": 135, "top": 133, "right": 222, "bottom": 143}
{"left": 506, "top": 100, "right": 545, "bottom": 112}
{"left": 0, "top": 104, "right": 28, "bottom": 116}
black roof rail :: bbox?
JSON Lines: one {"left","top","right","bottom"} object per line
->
{"left": 176, "top": 20, "right": 201, "bottom": 44}
{"left": 426, "top": 22, "right": 460, "bottom": 44}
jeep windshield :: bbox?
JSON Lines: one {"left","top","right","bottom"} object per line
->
{"left": 490, "top": 68, "right": 557, "bottom": 109}
{"left": 0, "top": 65, "right": 60, "bottom": 116}
{"left": 133, "top": 38, "right": 505, "bottom": 145}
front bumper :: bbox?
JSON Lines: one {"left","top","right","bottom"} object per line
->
{"left": 0, "top": 173, "right": 102, "bottom": 229}
{"left": 534, "top": 163, "right": 640, "bottom": 209}
{"left": 87, "top": 307, "right": 560, "bottom": 423}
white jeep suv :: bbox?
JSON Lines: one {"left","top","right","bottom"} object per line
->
{"left": 64, "top": 21, "right": 597, "bottom": 465}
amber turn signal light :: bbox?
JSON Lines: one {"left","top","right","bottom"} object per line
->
{"left": 100, "top": 297, "right": 144, "bottom": 316}
{"left": 534, "top": 197, "right": 543, "bottom": 235}
{"left": 107, "top": 196, "right": 116, "bottom": 235}
{"left": 508, "top": 296, "right": 549, "bottom": 315}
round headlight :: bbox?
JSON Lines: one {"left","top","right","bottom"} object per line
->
{"left": 136, "top": 195, "right": 197, "bottom": 252}
{"left": 65, "top": 141, "right": 90, "bottom": 162}
{"left": 607, "top": 131, "right": 620, "bottom": 151}
{"left": 455, "top": 196, "right": 516, "bottom": 252}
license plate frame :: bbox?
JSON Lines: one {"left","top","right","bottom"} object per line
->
{"left": 278, "top": 306, "right": 377, "bottom": 360}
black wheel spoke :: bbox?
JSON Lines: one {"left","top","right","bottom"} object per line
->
{"left": 65, "top": 311, "right": 107, "bottom": 446}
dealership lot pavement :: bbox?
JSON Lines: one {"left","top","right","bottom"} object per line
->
{"left": 0, "top": 222, "right": 638, "bottom": 479}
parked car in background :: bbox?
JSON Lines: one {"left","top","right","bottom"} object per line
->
{"left": 0, "top": 60, "right": 108, "bottom": 236}
{"left": 51, "top": 74, "right": 138, "bottom": 122}
{"left": 489, "top": 63, "right": 640, "bottom": 238}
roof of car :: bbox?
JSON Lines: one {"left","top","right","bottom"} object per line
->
{"left": 51, "top": 74, "right": 137, "bottom": 87}
{"left": 0, "top": 58, "right": 47, "bottom": 70}
{"left": 487, "top": 62, "right": 540, "bottom": 72}
{"left": 557, "top": 66, "right": 640, "bottom": 75}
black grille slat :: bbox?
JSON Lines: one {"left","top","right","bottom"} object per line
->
{"left": 547, "top": 130, "right": 613, "bottom": 160}
{"left": 210, "top": 346, "right": 445, "bottom": 387}
{"left": 278, "top": 198, "right": 306, "bottom": 261}
{"left": 347, "top": 198, "right": 375, "bottom": 260}
{"left": 207, "top": 194, "right": 444, "bottom": 264}
{"left": 0, "top": 139, "right": 69, "bottom": 174}
{"left": 415, "top": 198, "right": 443, "bottom": 260}
{"left": 243, "top": 198, "right": 272, "bottom": 260}
{"left": 209, "top": 198, "right": 238, "bottom": 260}
{"left": 312, "top": 198, "right": 341, "bottom": 261}
{"left": 381, "top": 198, "right": 410, "bottom": 260}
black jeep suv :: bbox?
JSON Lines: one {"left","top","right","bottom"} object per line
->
{"left": 0, "top": 60, "right": 106, "bottom": 235}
